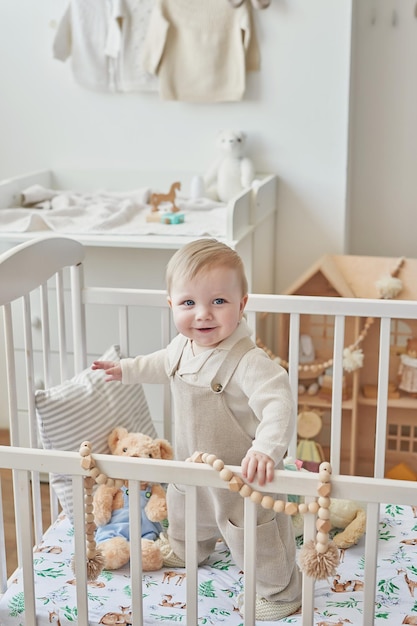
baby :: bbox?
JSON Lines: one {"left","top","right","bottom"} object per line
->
{"left": 93, "top": 238, "right": 301, "bottom": 620}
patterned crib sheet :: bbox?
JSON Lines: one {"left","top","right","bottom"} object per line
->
{"left": 1, "top": 505, "right": 417, "bottom": 625}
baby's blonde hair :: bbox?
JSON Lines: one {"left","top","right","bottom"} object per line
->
{"left": 166, "top": 239, "right": 248, "bottom": 296}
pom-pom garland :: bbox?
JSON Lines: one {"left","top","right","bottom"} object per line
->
{"left": 189, "top": 452, "right": 339, "bottom": 580}
{"left": 257, "top": 256, "right": 406, "bottom": 376}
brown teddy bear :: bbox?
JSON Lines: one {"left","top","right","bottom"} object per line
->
{"left": 93, "top": 427, "right": 173, "bottom": 571}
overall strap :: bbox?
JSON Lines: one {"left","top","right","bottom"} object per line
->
{"left": 210, "top": 337, "right": 255, "bottom": 394}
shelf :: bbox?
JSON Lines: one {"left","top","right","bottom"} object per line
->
{"left": 358, "top": 394, "right": 417, "bottom": 409}
{"left": 297, "top": 393, "right": 353, "bottom": 410}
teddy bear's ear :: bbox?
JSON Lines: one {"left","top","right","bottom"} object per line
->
{"left": 108, "top": 426, "right": 129, "bottom": 452}
{"left": 156, "top": 438, "right": 174, "bottom": 460}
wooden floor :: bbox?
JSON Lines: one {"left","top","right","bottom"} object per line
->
{"left": 0, "top": 430, "right": 51, "bottom": 577}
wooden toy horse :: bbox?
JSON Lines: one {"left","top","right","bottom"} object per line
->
{"left": 150, "top": 182, "right": 181, "bottom": 212}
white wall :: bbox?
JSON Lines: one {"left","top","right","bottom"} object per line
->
{"left": 0, "top": 0, "right": 353, "bottom": 291}
{"left": 348, "top": 0, "right": 417, "bottom": 259}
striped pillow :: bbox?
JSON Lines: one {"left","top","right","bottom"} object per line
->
{"left": 35, "top": 345, "right": 156, "bottom": 521}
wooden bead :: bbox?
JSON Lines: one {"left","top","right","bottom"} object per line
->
{"left": 316, "top": 531, "right": 328, "bottom": 544}
{"left": 250, "top": 491, "right": 263, "bottom": 505}
{"left": 308, "top": 501, "right": 319, "bottom": 514}
{"left": 213, "top": 459, "right": 225, "bottom": 472}
{"left": 318, "top": 496, "right": 330, "bottom": 508}
{"left": 81, "top": 456, "right": 93, "bottom": 470}
{"left": 114, "top": 479, "right": 125, "bottom": 489}
{"left": 86, "top": 513, "right": 95, "bottom": 524}
{"left": 285, "top": 502, "right": 299, "bottom": 516}
{"left": 318, "top": 470, "right": 330, "bottom": 483}
{"left": 273, "top": 500, "right": 285, "bottom": 513}
{"left": 84, "top": 476, "right": 95, "bottom": 489}
{"left": 316, "top": 518, "right": 331, "bottom": 533}
{"left": 189, "top": 451, "right": 204, "bottom": 463}
{"left": 106, "top": 478, "right": 115, "bottom": 488}
{"left": 318, "top": 507, "right": 330, "bottom": 520}
{"left": 315, "top": 541, "right": 329, "bottom": 554}
{"left": 317, "top": 483, "right": 331, "bottom": 497}
{"left": 201, "top": 453, "right": 210, "bottom": 463}
{"left": 90, "top": 467, "right": 100, "bottom": 479}
{"left": 96, "top": 473, "right": 108, "bottom": 485}
{"left": 261, "top": 496, "right": 275, "bottom": 510}
{"left": 228, "top": 476, "right": 244, "bottom": 492}
{"left": 87, "top": 548, "right": 97, "bottom": 559}
{"left": 206, "top": 454, "right": 217, "bottom": 466}
{"left": 219, "top": 468, "right": 234, "bottom": 482}
{"left": 298, "top": 502, "right": 308, "bottom": 515}
{"left": 239, "top": 484, "right": 253, "bottom": 498}
{"left": 80, "top": 442, "right": 92, "bottom": 456}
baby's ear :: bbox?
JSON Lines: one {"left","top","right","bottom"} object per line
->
{"left": 167, "top": 296, "right": 172, "bottom": 309}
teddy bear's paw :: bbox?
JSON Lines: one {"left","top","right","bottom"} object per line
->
{"left": 99, "top": 536, "right": 130, "bottom": 570}
{"left": 141, "top": 538, "right": 164, "bottom": 571}
{"left": 146, "top": 501, "right": 168, "bottom": 523}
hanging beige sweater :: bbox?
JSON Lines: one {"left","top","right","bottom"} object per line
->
{"left": 141, "top": 0, "right": 260, "bottom": 103}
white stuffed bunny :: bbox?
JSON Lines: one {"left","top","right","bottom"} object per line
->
{"left": 204, "top": 130, "right": 255, "bottom": 202}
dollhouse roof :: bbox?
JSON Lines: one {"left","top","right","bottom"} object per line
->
{"left": 285, "top": 254, "right": 417, "bottom": 300}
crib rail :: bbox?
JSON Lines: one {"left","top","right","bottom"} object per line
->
{"left": 0, "top": 445, "right": 416, "bottom": 626}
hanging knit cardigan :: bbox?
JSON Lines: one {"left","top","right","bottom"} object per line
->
{"left": 141, "top": 0, "right": 260, "bottom": 103}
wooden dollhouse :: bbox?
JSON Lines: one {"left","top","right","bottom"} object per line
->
{"left": 262, "top": 254, "right": 417, "bottom": 477}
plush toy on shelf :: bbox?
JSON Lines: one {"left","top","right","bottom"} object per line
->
{"left": 204, "top": 129, "right": 255, "bottom": 202}
{"left": 398, "top": 337, "right": 417, "bottom": 397}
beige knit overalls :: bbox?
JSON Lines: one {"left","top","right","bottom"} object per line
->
{"left": 166, "top": 336, "right": 301, "bottom": 603}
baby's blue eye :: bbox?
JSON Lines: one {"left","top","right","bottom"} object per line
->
{"left": 184, "top": 299, "right": 194, "bottom": 306}
{"left": 213, "top": 298, "right": 225, "bottom": 305}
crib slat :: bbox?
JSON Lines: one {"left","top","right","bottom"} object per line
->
{"left": 3, "top": 303, "right": 19, "bottom": 446}
{"left": 72, "top": 474, "right": 90, "bottom": 625}
{"left": 287, "top": 312, "right": 301, "bottom": 460}
{"left": 129, "top": 480, "right": 144, "bottom": 626}
{"left": 243, "top": 497, "right": 257, "bottom": 625}
{"left": 301, "top": 499, "right": 316, "bottom": 626}
{"left": 0, "top": 477, "right": 7, "bottom": 594}
{"left": 56, "top": 269, "right": 69, "bottom": 382}
{"left": 374, "top": 317, "right": 391, "bottom": 478}
{"left": 362, "top": 502, "right": 380, "bottom": 626}
{"left": 329, "top": 314, "right": 345, "bottom": 474}
{"left": 70, "top": 262, "right": 87, "bottom": 372}
{"left": 185, "top": 485, "right": 199, "bottom": 625}
{"left": 16, "top": 469, "right": 36, "bottom": 626}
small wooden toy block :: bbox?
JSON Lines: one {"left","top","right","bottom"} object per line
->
{"left": 385, "top": 462, "right": 417, "bottom": 481}
{"left": 161, "top": 212, "right": 185, "bottom": 225}
{"left": 146, "top": 212, "right": 162, "bottom": 223}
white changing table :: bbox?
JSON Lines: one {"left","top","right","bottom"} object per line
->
{"left": 0, "top": 169, "right": 277, "bottom": 293}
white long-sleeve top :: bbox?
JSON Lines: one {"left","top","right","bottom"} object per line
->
{"left": 140, "top": 0, "right": 260, "bottom": 102}
{"left": 53, "top": 0, "right": 157, "bottom": 92}
{"left": 121, "top": 319, "right": 295, "bottom": 465}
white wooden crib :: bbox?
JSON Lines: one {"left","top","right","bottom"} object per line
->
{"left": 1, "top": 236, "right": 417, "bottom": 626}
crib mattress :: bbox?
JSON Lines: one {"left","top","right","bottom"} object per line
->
{"left": 1, "top": 504, "right": 417, "bottom": 625}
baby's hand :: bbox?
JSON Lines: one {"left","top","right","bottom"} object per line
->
{"left": 241, "top": 450, "right": 274, "bottom": 487}
{"left": 91, "top": 360, "right": 122, "bottom": 382}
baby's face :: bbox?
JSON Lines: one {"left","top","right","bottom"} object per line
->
{"left": 168, "top": 266, "right": 247, "bottom": 353}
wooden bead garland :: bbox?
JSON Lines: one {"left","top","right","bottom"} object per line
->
{"left": 72, "top": 440, "right": 126, "bottom": 581}
{"left": 189, "top": 451, "right": 339, "bottom": 580}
